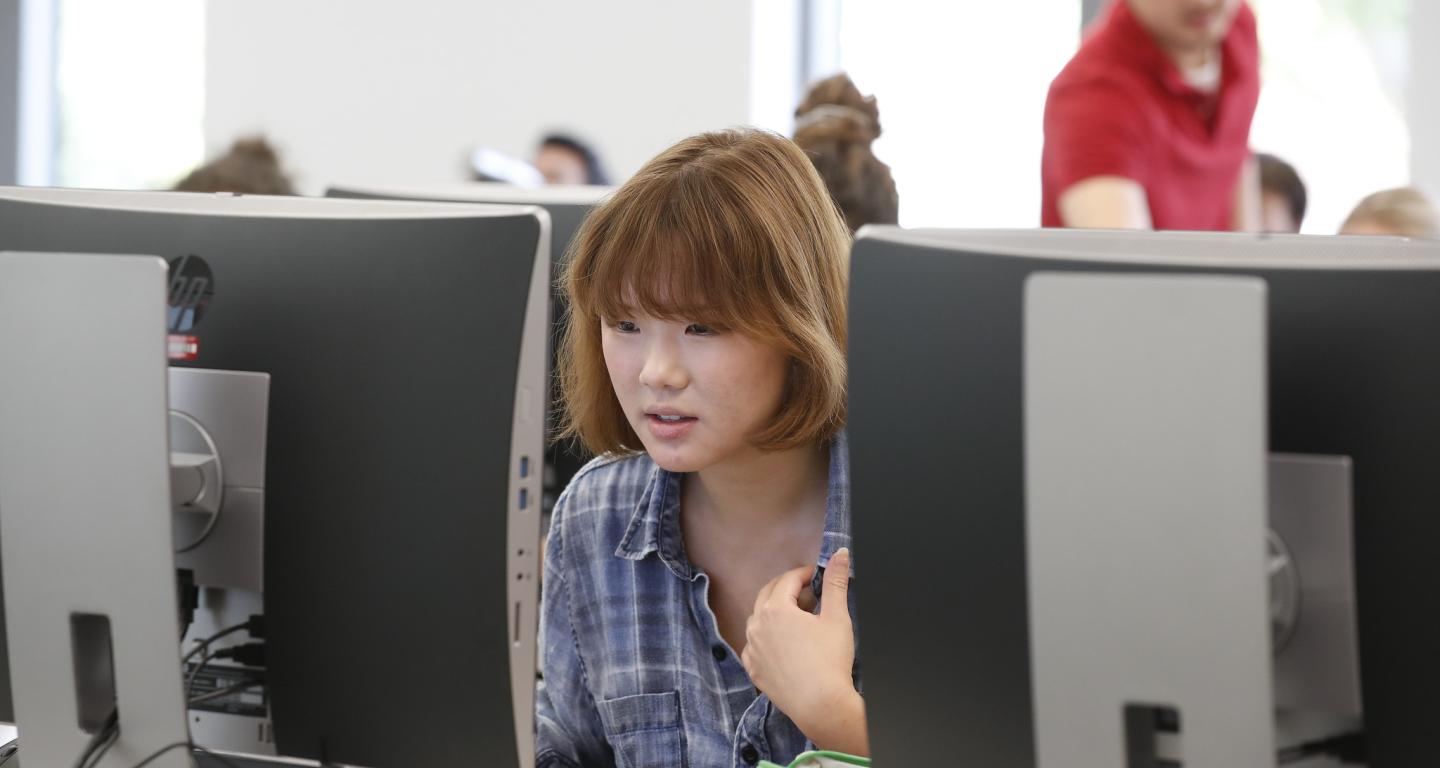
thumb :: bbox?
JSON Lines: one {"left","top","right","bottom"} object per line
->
{"left": 820, "top": 548, "right": 852, "bottom": 621}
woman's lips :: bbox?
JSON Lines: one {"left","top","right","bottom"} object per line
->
{"left": 646, "top": 413, "right": 697, "bottom": 440}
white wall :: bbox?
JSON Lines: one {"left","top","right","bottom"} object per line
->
{"left": 1410, "top": 0, "right": 1440, "bottom": 196}
{"left": 206, "top": 1, "right": 759, "bottom": 194}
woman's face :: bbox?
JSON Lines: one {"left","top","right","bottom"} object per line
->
{"left": 601, "top": 313, "right": 789, "bottom": 473}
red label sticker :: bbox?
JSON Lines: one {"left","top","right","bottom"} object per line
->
{"left": 168, "top": 334, "right": 200, "bottom": 361}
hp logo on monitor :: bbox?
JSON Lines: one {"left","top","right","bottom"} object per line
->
{"left": 167, "top": 255, "right": 214, "bottom": 333}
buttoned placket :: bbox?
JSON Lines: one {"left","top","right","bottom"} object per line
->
{"left": 690, "top": 567, "right": 777, "bottom": 768}
{"left": 612, "top": 434, "right": 853, "bottom": 767}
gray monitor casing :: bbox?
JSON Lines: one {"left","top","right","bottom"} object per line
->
{"left": 323, "top": 182, "right": 613, "bottom": 513}
{"left": 848, "top": 227, "right": 1440, "bottom": 768}
{"left": 323, "top": 181, "right": 609, "bottom": 273}
{"left": 0, "top": 187, "right": 549, "bottom": 768}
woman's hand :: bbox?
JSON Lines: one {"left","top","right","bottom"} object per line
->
{"left": 740, "top": 548, "right": 869, "bottom": 756}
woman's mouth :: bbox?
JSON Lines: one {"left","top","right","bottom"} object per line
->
{"left": 646, "top": 413, "right": 697, "bottom": 439}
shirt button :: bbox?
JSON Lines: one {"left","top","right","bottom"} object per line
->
{"left": 741, "top": 745, "right": 760, "bottom": 765}
{"left": 712, "top": 644, "right": 727, "bottom": 662}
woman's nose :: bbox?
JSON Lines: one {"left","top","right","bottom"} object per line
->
{"left": 638, "top": 341, "right": 688, "bottom": 390}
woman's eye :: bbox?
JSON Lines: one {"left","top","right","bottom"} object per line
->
{"left": 686, "top": 323, "right": 716, "bottom": 336}
{"left": 614, "top": 320, "right": 639, "bottom": 333}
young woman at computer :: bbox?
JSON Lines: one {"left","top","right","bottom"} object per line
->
{"left": 535, "top": 128, "right": 865, "bottom": 768}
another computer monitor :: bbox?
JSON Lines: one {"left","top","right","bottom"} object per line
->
{"left": 0, "top": 187, "right": 549, "bottom": 768}
{"left": 324, "top": 181, "right": 609, "bottom": 267}
{"left": 848, "top": 227, "right": 1440, "bottom": 768}
{"left": 324, "top": 182, "right": 612, "bottom": 513}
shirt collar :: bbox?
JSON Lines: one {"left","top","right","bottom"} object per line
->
{"left": 1107, "top": 0, "right": 1244, "bottom": 100}
{"left": 614, "top": 431, "right": 853, "bottom": 581}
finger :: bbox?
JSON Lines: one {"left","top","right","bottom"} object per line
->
{"left": 820, "top": 548, "right": 852, "bottom": 621}
{"left": 767, "top": 565, "right": 815, "bottom": 608}
{"left": 796, "top": 580, "right": 819, "bottom": 613}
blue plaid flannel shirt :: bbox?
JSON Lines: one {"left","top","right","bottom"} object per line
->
{"left": 535, "top": 434, "right": 856, "bottom": 768}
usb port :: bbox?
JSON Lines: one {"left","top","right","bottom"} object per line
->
{"left": 519, "top": 488, "right": 528, "bottom": 510}
{"left": 520, "top": 456, "right": 530, "bottom": 478}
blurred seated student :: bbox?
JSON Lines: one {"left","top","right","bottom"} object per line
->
{"left": 1042, "top": 0, "right": 1261, "bottom": 230}
{"left": 1339, "top": 187, "right": 1439, "bottom": 239}
{"left": 535, "top": 132, "right": 610, "bottom": 186}
{"left": 174, "top": 136, "right": 295, "bottom": 195}
{"left": 536, "top": 129, "right": 866, "bottom": 767}
{"left": 793, "top": 73, "right": 899, "bottom": 234}
{"left": 1257, "top": 152, "right": 1306, "bottom": 233}
{"left": 470, "top": 146, "right": 545, "bottom": 185}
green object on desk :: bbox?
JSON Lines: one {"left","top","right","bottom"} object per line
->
{"left": 757, "top": 750, "right": 871, "bottom": 768}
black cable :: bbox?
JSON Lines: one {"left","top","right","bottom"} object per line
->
{"left": 183, "top": 643, "right": 264, "bottom": 765}
{"left": 66, "top": 687, "right": 253, "bottom": 768}
{"left": 100, "top": 736, "right": 250, "bottom": 768}
{"left": 176, "top": 569, "right": 200, "bottom": 641}
{"left": 1277, "top": 731, "right": 1365, "bottom": 764}
{"left": 187, "top": 681, "right": 261, "bottom": 707}
{"left": 125, "top": 740, "right": 189, "bottom": 768}
{"left": 63, "top": 616, "right": 266, "bottom": 768}
{"left": 186, "top": 647, "right": 219, "bottom": 716}
{"left": 211, "top": 643, "right": 265, "bottom": 668}
{"left": 189, "top": 743, "right": 246, "bottom": 768}
{"left": 102, "top": 736, "right": 249, "bottom": 768}
{"left": 82, "top": 726, "right": 120, "bottom": 768}
{"left": 72, "top": 708, "right": 119, "bottom": 768}
{"left": 182, "top": 621, "right": 250, "bottom": 665}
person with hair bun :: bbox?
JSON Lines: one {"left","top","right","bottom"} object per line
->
{"left": 173, "top": 136, "right": 295, "bottom": 196}
{"left": 536, "top": 128, "right": 867, "bottom": 767}
{"left": 793, "top": 73, "right": 899, "bottom": 233}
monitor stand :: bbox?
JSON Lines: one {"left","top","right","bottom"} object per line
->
{"left": 0, "top": 252, "right": 191, "bottom": 767}
{"left": 1024, "top": 272, "right": 1275, "bottom": 767}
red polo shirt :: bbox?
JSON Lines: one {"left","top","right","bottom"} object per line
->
{"left": 1041, "top": 0, "right": 1260, "bottom": 230}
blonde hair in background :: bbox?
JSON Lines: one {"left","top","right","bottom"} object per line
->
{"left": 557, "top": 128, "right": 852, "bottom": 457}
{"left": 1340, "top": 186, "right": 1439, "bottom": 239}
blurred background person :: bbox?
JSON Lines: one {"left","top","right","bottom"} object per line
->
{"left": 793, "top": 73, "right": 899, "bottom": 234}
{"left": 469, "top": 145, "right": 546, "bottom": 185}
{"left": 1042, "top": 0, "right": 1260, "bottom": 231}
{"left": 1257, "top": 152, "right": 1306, "bottom": 233}
{"left": 174, "top": 136, "right": 295, "bottom": 195}
{"left": 535, "top": 133, "right": 609, "bottom": 186}
{"left": 1339, "top": 187, "right": 1439, "bottom": 239}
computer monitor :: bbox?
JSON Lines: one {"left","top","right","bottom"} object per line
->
{"left": 0, "top": 187, "right": 549, "bottom": 768}
{"left": 848, "top": 227, "right": 1440, "bottom": 768}
{"left": 324, "top": 182, "right": 612, "bottom": 513}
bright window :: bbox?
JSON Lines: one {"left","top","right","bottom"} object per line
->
{"left": 48, "top": 0, "right": 205, "bottom": 189}
{"left": 826, "top": 1, "right": 1081, "bottom": 228}
{"left": 1249, "top": 0, "right": 1410, "bottom": 233}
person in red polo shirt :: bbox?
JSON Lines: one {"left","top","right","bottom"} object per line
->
{"left": 1042, "top": 0, "right": 1261, "bottom": 230}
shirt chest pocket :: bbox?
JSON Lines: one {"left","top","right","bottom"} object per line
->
{"left": 596, "top": 690, "right": 687, "bottom": 768}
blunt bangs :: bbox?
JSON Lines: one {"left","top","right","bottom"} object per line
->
{"left": 558, "top": 128, "right": 852, "bottom": 456}
{"left": 575, "top": 170, "right": 790, "bottom": 344}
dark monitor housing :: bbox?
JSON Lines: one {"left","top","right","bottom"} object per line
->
{"left": 848, "top": 227, "right": 1440, "bottom": 768}
{"left": 324, "top": 182, "right": 612, "bottom": 514}
{"left": 0, "top": 187, "right": 549, "bottom": 768}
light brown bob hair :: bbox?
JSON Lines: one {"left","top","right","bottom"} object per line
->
{"left": 557, "top": 128, "right": 852, "bottom": 456}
